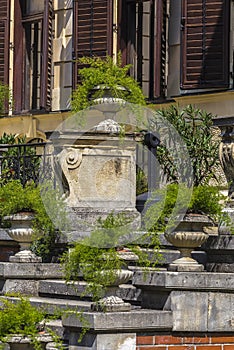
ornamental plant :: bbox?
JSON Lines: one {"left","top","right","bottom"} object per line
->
{"left": 72, "top": 54, "right": 146, "bottom": 112}
{"left": 0, "top": 296, "right": 64, "bottom": 350}
{"left": 154, "top": 104, "right": 220, "bottom": 185}
{"left": 143, "top": 183, "right": 225, "bottom": 233}
{"left": 62, "top": 212, "right": 161, "bottom": 301}
{"left": 0, "top": 180, "right": 68, "bottom": 262}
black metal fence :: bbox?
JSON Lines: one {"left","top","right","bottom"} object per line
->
{"left": 0, "top": 142, "right": 52, "bottom": 186}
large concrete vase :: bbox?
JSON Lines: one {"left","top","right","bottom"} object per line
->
{"left": 165, "top": 213, "right": 213, "bottom": 271}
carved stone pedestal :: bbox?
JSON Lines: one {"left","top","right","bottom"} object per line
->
{"left": 52, "top": 118, "right": 141, "bottom": 234}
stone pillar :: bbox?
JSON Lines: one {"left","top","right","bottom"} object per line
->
{"left": 62, "top": 309, "right": 172, "bottom": 350}
{"left": 52, "top": 119, "right": 141, "bottom": 233}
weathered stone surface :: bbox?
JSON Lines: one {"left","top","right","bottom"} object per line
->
{"left": 62, "top": 309, "right": 173, "bottom": 331}
{"left": 203, "top": 234, "right": 234, "bottom": 272}
{"left": 167, "top": 291, "right": 234, "bottom": 332}
{"left": 38, "top": 279, "right": 142, "bottom": 303}
{"left": 3, "top": 279, "right": 39, "bottom": 296}
{"left": 133, "top": 270, "right": 234, "bottom": 291}
{"left": 0, "top": 263, "right": 63, "bottom": 278}
{"left": 53, "top": 130, "right": 141, "bottom": 232}
{"left": 68, "top": 333, "right": 136, "bottom": 350}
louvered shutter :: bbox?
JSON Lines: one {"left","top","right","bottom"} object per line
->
{"left": 154, "top": 0, "right": 167, "bottom": 98}
{"left": 0, "top": 0, "right": 9, "bottom": 85}
{"left": 40, "top": 0, "right": 53, "bottom": 110}
{"left": 181, "top": 0, "right": 229, "bottom": 89}
{"left": 73, "top": 0, "right": 113, "bottom": 87}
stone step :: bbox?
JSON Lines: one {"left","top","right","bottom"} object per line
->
{"left": 0, "top": 295, "right": 92, "bottom": 314}
{"left": 38, "top": 279, "right": 142, "bottom": 304}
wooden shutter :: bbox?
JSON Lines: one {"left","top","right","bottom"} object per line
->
{"left": 40, "top": 0, "right": 53, "bottom": 111}
{"left": 73, "top": 0, "right": 113, "bottom": 87}
{"left": 0, "top": 0, "right": 9, "bottom": 85}
{"left": 181, "top": 0, "right": 229, "bottom": 89}
{"left": 154, "top": 0, "right": 167, "bottom": 98}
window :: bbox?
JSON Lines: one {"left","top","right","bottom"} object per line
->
{"left": 181, "top": 0, "right": 230, "bottom": 89}
{"left": 118, "top": 0, "right": 167, "bottom": 100}
{"left": 13, "top": 0, "right": 53, "bottom": 113}
{"left": 73, "top": 0, "right": 113, "bottom": 87}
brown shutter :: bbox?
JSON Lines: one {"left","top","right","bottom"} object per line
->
{"left": 40, "top": 0, "right": 53, "bottom": 110}
{"left": 73, "top": 0, "right": 113, "bottom": 87}
{"left": 181, "top": 0, "right": 229, "bottom": 89}
{"left": 154, "top": 0, "right": 167, "bottom": 98}
{"left": 0, "top": 0, "right": 9, "bottom": 85}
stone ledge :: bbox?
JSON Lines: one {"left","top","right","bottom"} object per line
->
{"left": 0, "top": 263, "right": 63, "bottom": 279}
{"left": 38, "top": 279, "right": 142, "bottom": 303}
{"left": 62, "top": 309, "right": 173, "bottom": 332}
{"left": 133, "top": 270, "right": 234, "bottom": 291}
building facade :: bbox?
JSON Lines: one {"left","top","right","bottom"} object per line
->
{"left": 0, "top": 0, "right": 233, "bottom": 139}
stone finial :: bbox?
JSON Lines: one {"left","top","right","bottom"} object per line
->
{"left": 92, "top": 119, "right": 122, "bottom": 133}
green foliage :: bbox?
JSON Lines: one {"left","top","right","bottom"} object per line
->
{"left": 0, "top": 82, "right": 11, "bottom": 115}
{"left": 72, "top": 54, "right": 146, "bottom": 112}
{"left": 0, "top": 133, "right": 40, "bottom": 185}
{"left": 155, "top": 105, "right": 220, "bottom": 185}
{"left": 0, "top": 180, "right": 68, "bottom": 262}
{"left": 136, "top": 167, "right": 148, "bottom": 195}
{"left": 0, "top": 296, "right": 63, "bottom": 349}
{"left": 144, "top": 184, "right": 225, "bottom": 232}
{"left": 0, "top": 180, "right": 44, "bottom": 217}
{"left": 62, "top": 212, "right": 161, "bottom": 301}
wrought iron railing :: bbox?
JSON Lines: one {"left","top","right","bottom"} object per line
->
{"left": 0, "top": 142, "right": 52, "bottom": 186}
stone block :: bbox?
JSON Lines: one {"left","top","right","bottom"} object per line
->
{"left": 168, "top": 291, "right": 209, "bottom": 332}
{"left": 62, "top": 309, "right": 173, "bottom": 332}
{"left": 133, "top": 270, "right": 234, "bottom": 292}
{"left": 68, "top": 333, "right": 135, "bottom": 350}
{"left": 0, "top": 263, "right": 63, "bottom": 279}
{"left": 163, "top": 290, "right": 234, "bottom": 332}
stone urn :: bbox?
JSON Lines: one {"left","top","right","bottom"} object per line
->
{"left": 5, "top": 212, "right": 42, "bottom": 263}
{"left": 165, "top": 213, "right": 213, "bottom": 271}
{"left": 91, "top": 268, "right": 133, "bottom": 312}
{"left": 1, "top": 333, "right": 53, "bottom": 350}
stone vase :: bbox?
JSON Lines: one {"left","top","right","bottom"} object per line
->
{"left": 5, "top": 212, "right": 42, "bottom": 263}
{"left": 165, "top": 213, "right": 213, "bottom": 271}
{"left": 91, "top": 269, "right": 133, "bottom": 312}
{"left": 1, "top": 334, "right": 53, "bottom": 350}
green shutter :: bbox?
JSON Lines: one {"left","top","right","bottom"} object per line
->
{"left": 181, "top": 0, "right": 230, "bottom": 89}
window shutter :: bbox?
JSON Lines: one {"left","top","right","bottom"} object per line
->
{"left": 0, "top": 0, "right": 9, "bottom": 85}
{"left": 154, "top": 0, "right": 167, "bottom": 98}
{"left": 181, "top": 0, "right": 229, "bottom": 89}
{"left": 40, "top": 0, "right": 53, "bottom": 110}
{"left": 73, "top": 0, "right": 113, "bottom": 87}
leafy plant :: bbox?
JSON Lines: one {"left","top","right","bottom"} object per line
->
{"left": 154, "top": 105, "right": 220, "bottom": 185}
{"left": 143, "top": 183, "right": 225, "bottom": 233}
{"left": 62, "top": 212, "right": 161, "bottom": 301}
{"left": 72, "top": 54, "right": 146, "bottom": 112}
{"left": 0, "top": 82, "right": 11, "bottom": 115}
{"left": 0, "top": 296, "right": 64, "bottom": 350}
{"left": 0, "top": 180, "right": 68, "bottom": 262}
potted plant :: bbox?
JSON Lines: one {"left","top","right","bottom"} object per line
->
{"left": 143, "top": 183, "right": 225, "bottom": 271}
{"left": 140, "top": 104, "right": 226, "bottom": 270}
{"left": 62, "top": 212, "right": 161, "bottom": 311}
{"left": 0, "top": 180, "right": 67, "bottom": 262}
{"left": 71, "top": 54, "right": 146, "bottom": 112}
{"left": 0, "top": 295, "right": 64, "bottom": 349}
